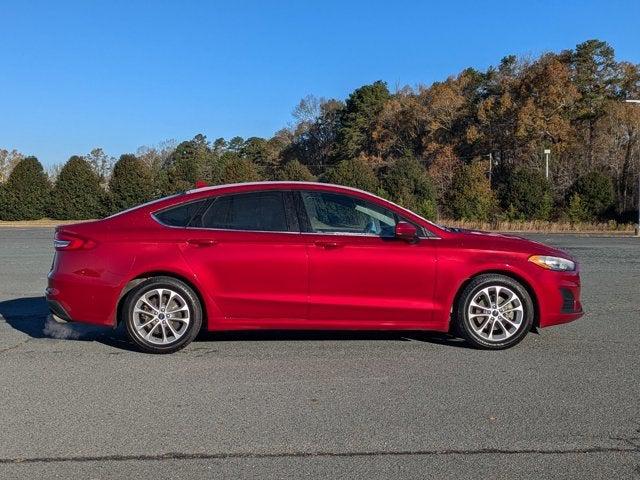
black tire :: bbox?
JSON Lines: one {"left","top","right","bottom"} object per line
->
{"left": 454, "top": 274, "right": 534, "bottom": 350}
{"left": 122, "top": 276, "right": 202, "bottom": 354}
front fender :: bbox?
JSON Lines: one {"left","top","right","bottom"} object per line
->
{"left": 433, "top": 250, "right": 543, "bottom": 331}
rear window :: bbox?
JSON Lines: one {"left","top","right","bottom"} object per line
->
{"left": 154, "top": 199, "right": 209, "bottom": 227}
{"left": 199, "top": 191, "right": 288, "bottom": 232}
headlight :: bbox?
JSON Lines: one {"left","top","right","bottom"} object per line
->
{"left": 528, "top": 255, "right": 575, "bottom": 271}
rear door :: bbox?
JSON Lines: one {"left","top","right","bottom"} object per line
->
{"left": 178, "top": 190, "right": 308, "bottom": 324}
{"left": 298, "top": 190, "right": 438, "bottom": 328}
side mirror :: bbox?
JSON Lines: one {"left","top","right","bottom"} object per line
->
{"left": 395, "top": 221, "right": 418, "bottom": 241}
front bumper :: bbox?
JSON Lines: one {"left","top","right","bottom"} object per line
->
{"left": 537, "top": 270, "right": 584, "bottom": 327}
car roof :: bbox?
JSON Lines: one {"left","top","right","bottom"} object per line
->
{"left": 185, "top": 181, "right": 371, "bottom": 196}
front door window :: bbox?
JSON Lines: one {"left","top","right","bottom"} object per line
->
{"left": 300, "top": 191, "right": 397, "bottom": 237}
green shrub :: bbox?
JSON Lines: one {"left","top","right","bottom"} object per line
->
{"left": 416, "top": 198, "right": 438, "bottom": 220}
{"left": 446, "top": 162, "right": 497, "bottom": 221}
{"left": 382, "top": 156, "right": 436, "bottom": 215}
{"left": 498, "top": 167, "right": 553, "bottom": 220}
{"left": 570, "top": 170, "right": 614, "bottom": 219}
{"left": 49, "top": 156, "right": 107, "bottom": 220}
{"left": 276, "top": 160, "right": 315, "bottom": 181}
{"left": 324, "top": 157, "right": 379, "bottom": 192}
{"left": 0, "top": 157, "right": 50, "bottom": 220}
{"left": 220, "top": 158, "right": 262, "bottom": 184}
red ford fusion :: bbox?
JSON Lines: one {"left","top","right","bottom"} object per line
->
{"left": 46, "top": 182, "right": 583, "bottom": 353}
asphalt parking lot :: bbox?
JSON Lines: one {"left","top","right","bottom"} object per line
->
{"left": 0, "top": 228, "right": 638, "bottom": 479}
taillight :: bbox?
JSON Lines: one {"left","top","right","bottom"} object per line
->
{"left": 54, "top": 231, "right": 96, "bottom": 251}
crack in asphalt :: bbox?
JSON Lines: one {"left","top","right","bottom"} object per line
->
{"left": 0, "top": 338, "right": 30, "bottom": 354}
{"left": 2, "top": 445, "right": 639, "bottom": 465}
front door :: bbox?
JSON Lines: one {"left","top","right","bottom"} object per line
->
{"left": 298, "top": 190, "right": 438, "bottom": 329}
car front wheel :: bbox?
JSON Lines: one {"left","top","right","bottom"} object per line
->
{"left": 455, "top": 274, "right": 534, "bottom": 349}
{"left": 122, "top": 276, "right": 202, "bottom": 354}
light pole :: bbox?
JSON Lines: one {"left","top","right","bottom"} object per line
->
{"left": 625, "top": 100, "right": 640, "bottom": 236}
{"left": 544, "top": 148, "right": 551, "bottom": 180}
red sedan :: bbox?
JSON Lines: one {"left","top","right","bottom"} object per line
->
{"left": 46, "top": 182, "right": 583, "bottom": 353}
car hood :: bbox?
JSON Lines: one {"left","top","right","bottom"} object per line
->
{"left": 446, "top": 228, "right": 576, "bottom": 261}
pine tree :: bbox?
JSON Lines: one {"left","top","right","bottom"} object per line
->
{"left": 0, "top": 184, "right": 15, "bottom": 221}
{"left": 164, "top": 134, "right": 211, "bottom": 192}
{"left": 109, "top": 154, "right": 154, "bottom": 213}
{"left": 335, "top": 81, "right": 390, "bottom": 159}
{"left": 49, "top": 156, "right": 107, "bottom": 220}
{"left": 0, "top": 157, "right": 50, "bottom": 220}
{"left": 566, "top": 193, "right": 590, "bottom": 223}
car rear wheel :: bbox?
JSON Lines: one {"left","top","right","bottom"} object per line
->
{"left": 454, "top": 274, "right": 534, "bottom": 349}
{"left": 122, "top": 276, "right": 202, "bottom": 354}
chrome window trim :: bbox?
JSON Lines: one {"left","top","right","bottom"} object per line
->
{"left": 154, "top": 222, "right": 304, "bottom": 235}
{"left": 151, "top": 189, "right": 441, "bottom": 239}
{"left": 151, "top": 224, "right": 440, "bottom": 240}
{"left": 152, "top": 218, "right": 439, "bottom": 239}
{"left": 298, "top": 231, "right": 436, "bottom": 240}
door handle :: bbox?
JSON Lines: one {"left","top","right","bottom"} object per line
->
{"left": 187, "top": 239, "right": 217, "bottom": 247}
{"left": 314, "top": 240, "right": 342, "bottom": 250}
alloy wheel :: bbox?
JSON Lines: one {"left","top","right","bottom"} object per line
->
{"left": 467, "top": 285, "right": 524, "bottom": 342}
{"left": 132, "top": 288, "right": 191, "bottom": 345}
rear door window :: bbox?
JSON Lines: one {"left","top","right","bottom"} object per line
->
{"left": 200, "top": 191, "right": 291, "bottom": 232}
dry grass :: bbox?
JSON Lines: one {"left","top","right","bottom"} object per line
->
{"left": 0, "top": 219, "right": 93, "bottom": 228}
{"left": 441, "top": 219, "right": 636, "bottom": 235}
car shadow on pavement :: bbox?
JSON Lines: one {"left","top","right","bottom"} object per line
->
{"left": 200, "top": 329, "right": 469, "bottom": 347}
{"left": 0, "top": 296, "right": 138, "bottom": 352}
{"left": 0, "top": 296, "right": 470, "bottom": 351}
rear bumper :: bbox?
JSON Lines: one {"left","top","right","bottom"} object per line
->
{"left": 46, "top": 297, "right": 73, "bottom": 322}
{"left": 45, "top": 273, "right": 121, "bottom": 327}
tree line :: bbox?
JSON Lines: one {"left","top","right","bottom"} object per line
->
{"left": 1, "top": 39, "right": 639, "bottom": 223}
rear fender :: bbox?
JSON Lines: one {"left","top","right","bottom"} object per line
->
{"left": 116, "top": 242, "right": 224, "bottom": 329}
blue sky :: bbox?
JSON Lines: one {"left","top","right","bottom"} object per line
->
{"left": 1, "top": 0, "right": 639, "bottom": 167}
